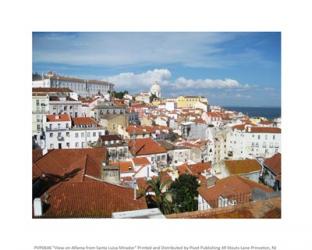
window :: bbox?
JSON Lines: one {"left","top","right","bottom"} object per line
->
{"left": 66, "top": 142, "right": 70, "bottom": 148}
{"left": 81, "top": 132, "right": 84, "bottom": 137}
{"left": 75, "top": 142, "right": 79, "bottom": 148}
{"left": 265, "top": 134, "right": 268, "bottom": 140}
{"left": 66, "top": 123, "right": 69, "bottom": 129}
{"left": 37, "top": 124, "right": 40, "bottom": 130}
{"left": 36, "top": 100, "right": 39, "bottom": 106}
{"left": 75, "top": 132, "right": 79, "bottom": 138}
{"left": 66, "top": 132, "right": 70, "bottom": 137}
{"left": 50, "top": 144, "right": 54, "bottom": 149}
{"left": 50, "top": 133, "right": 53, "bottom": 138}
{"left": 273, "top": 135, "right": 275, "bottom": 140}
{"left": 87, "top": 132, "right": 90, "bottom": 137}
{"left": 93, "top": 132, "right": 96, "bottom": 137}
{"left": 58, "top": 123, "right": 61, "bottom": 129}
{"left": 258, "top": 135, "right": 261, "bottom": 140}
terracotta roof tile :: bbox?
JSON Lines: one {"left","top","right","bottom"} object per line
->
{"left": 189, "top": 162, "right": 212, "bottom": 175}
{"left": 41, "top": 180, "right": 147, "bottom": 218}
{"left": 47, "top": 114, "right": 71, "bottom": 122}
{"left": 32, "top": 148, "right": 107, "bottom": 181}
{"left": 132, "top": 157, "right": 151, "bottom": 166}
{"left": 250, "top": 127, "right": 281, "bottom": 133}
{"left": 264, "top": 153, "right": 281, "bottom": 176}
{"left": 111, "top": 161, "right": 134, "bottom": 173}
{"left": 72, "top": 117, "right": 98, "bottom": 126}
{"left": 198, "top": 175, "right": 273, "bottom": 208}
{"left": 225, "top": 159, "right": 261, "bottom": 175}
{"left": 129, "top": 138, "right": 167, "bottom": 156}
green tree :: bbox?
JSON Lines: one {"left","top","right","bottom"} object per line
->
{"left": 145, "top": 176, "right": 172, "bottom": 214}
{"left": 111, "top": 90, "right": 128, "bottom": 99}
{"left": 169, "top": 174, "right": 199, "bottom": 213}
{"left": 149, "top": 93, "right": 158, "bottom": 103}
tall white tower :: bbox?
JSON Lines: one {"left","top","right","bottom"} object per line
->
{"left": 149, "top": 82, "right": 161, "bottom": 98}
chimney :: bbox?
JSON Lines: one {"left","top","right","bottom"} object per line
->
{"left": 33, "top": 198, "right": 43, "bottom": 217}
{"left": 42, "top": 148, "right": 48, "bottom": 156}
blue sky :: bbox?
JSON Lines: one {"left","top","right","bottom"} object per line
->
{"left": 33, "top": 32, "right": 281, "bottom": 107}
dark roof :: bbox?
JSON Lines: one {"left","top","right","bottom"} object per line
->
{"left": 32, "top": 87, "right": 73, "bottom": 93}
{"left": 264, "top": 153, "right": 281, "bottom": 176}
{"left": 32, "top": 149, "right": 43, "bottom": 163}
{"left": 99, "top": 135, "right": 122, "bottom": 141}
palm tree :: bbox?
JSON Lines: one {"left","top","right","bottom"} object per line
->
{"left": 145, "top": 176, "right": 172, "bottom": 215}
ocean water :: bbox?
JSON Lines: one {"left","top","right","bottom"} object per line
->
{"left": 224, "top": 106, "right": 281, "bottom": 119}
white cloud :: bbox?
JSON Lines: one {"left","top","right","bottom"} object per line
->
{"left": 104, "top": 69, "right": 171, "bottom": 89}
{"left": 174, "top": 77, "right": 249, "bottom": 89}
{"left": 104, "top": 68, "right": 250, "bottom": 91}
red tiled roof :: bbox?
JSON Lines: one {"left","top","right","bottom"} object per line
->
{"left": 198, "top": 175, "right": 273, "bottom": 208}
{"left": 177, "top": 162, "right": 211, "bottom": 178}
{"left": 250, "top": 127, "right": 281, "bottom": 134}
{"left": 32, "top": 148, "right": 107, "bottom": 180}
{"left": 72, "top": 117, "right": 98, "bottom": 126}
{"left": 128, "top": 138, "right": 167, "bottom": 156}
{"left": 111, "top": 161, "right": 133, "bottom": 173}
{"left": 41, "top": 180, "right": 147, "bottom": 218}
{"left": 264, "top": 153, "right": 281, "bottom": 176}
{"left": 225, "top": 159, "right": 261, "bottom": 175}
{"left": 132, "top": 157, "right": 151, "bottom": 166}
{"left": 188, "top": 162, "right": 212, "bottom": 175}
{"left": 177, "top": 164, "right": 192, "bottom": 175}
{"left": 47, "top": 114, "right": 71, "bottom": 122}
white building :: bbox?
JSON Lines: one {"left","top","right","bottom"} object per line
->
{"left": 32, "top": 72, "right": 114, "bottom": 97}
{"left": 165, "top": 101, "right": 176, "bottom": 111}
{"left": 44, "top": 114, "right": 105, "bottom": 149}
{"left": 49, "top": 96, "right": 82, "bottom": 117}
{"left": 135, "top": 92, "right": 151, "bottom": 104}
{"left": 32, "top": 93, "right": 49, "bottom": 148}
{"left": 149, "top": 82, "right": 161, "bottom": 98}
{"left": 227, "top": 124, "right": 281, "bottom": 159}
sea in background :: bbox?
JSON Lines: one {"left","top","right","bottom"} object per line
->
{"left": 224, "top": 106, "right": 281, "bottom": 120}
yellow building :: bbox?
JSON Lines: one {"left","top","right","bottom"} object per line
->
{"left": 176, "top": 96, "right": 208, "bottom": 108}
